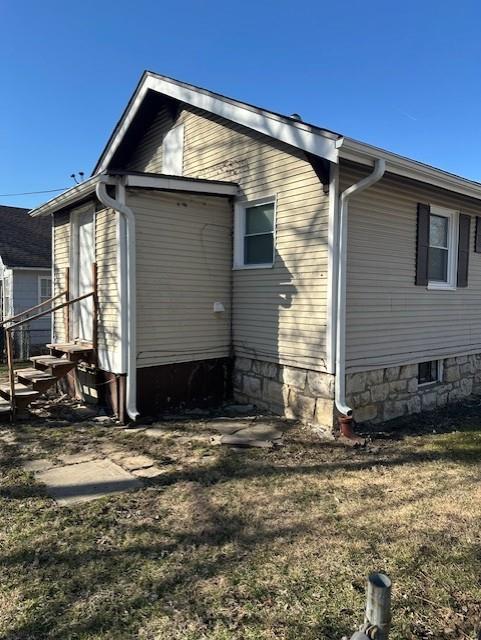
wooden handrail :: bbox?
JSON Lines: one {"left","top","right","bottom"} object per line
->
{"left": 8, "top": 291, "right": 94, "bottom": 330}
{"left": 3, "top": 263, "right": 98, "bottom": 420}
{"left": 0, "top": 291, "right": 67, "bottom": 327}
{"left": 5, "top": 329, "right": 15, "bottom": 415}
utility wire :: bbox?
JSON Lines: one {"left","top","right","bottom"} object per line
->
{"left": 0, "top": 187, "right": 69, "bottom": 197}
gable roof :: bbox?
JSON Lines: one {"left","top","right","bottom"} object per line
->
{"left": 92, "top": 70, "right": 481, "bottom": 203}
{"left": 0, "top": 205, "right": 51, "bottom": 268}
{"left": 93, "top": 71, "right": 340, "bottom": 175}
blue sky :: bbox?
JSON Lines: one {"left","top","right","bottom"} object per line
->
{"left": 1, "top": 0, "right": 481, "bottom": 208}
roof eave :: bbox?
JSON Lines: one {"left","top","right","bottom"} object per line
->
{"left": 29, "top": 176, "right": 101, "bottom": 218}
{"left": 338, "top": 137, "right": 481, "bottom": 201}
{"left": 29, "top": 172, "right": 239, "bottom": 218}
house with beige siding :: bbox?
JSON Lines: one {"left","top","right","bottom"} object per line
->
{"left": 25, "top": 71, "right": 481, "bottom": 431}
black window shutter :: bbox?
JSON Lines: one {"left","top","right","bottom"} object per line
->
{"left": 475, "top": 217, "right": 481, "bottom": 253}
{"left": 416, "top": 203, "right": 430, "bottom": 286}
{"left": 457, "top": 214, "right": 470, "bottom": 287}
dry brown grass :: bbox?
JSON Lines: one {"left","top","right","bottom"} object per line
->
{"left": 1, "top": 404, "right": 481, "bottom": 639}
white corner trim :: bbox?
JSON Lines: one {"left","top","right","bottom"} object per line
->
{"left": 233, "top": 194, "right": 276, "bottom": 269}
{"left": 326, "top": 163, "right": 339, "bottom": 374}
{"left": 96, "top": 74, "right": 339, "bottom": 174}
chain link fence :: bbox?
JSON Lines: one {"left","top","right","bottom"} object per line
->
{"left": 0, "top": 325, "right": 50, "bottom": 363}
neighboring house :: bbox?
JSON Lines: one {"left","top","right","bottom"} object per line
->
{"left": 0, "top": 205, "right": 52, "bottom": 356}
{"left": 27, "top": 71, "right": 481, "bottom": 430}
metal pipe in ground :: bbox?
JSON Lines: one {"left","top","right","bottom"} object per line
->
{"left": 364, "top": 573, "right": 392, "bottom": 639}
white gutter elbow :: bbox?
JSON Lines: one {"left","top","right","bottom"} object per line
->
{"left": 96, "top": 176, "right": 139, "bottom": 422}
{"left": 335, "top": 158, "right": 386, "bottom": 418}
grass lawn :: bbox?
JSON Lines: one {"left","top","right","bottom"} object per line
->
{"left": 1, "top": 405, "right": 481, "bottom": 639}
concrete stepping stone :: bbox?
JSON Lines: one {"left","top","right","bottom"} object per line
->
{"left": 233, "top": 423, "right": 284, "bottom": 440}
{"left": 58, "top": 452, "right": 98, "bottom": 465}
{"left": 36, "top": 459, "right": 142, "bottom": 505}
{"left": 132, "top": 465, "right": 166, "bottom": 479}
{"left": 210, "top": 434, "right": 274, "bottom": 449}
{"left": 118, "top": 454, "right": 155, "bottom": 471}
{"left": 202, "top": 419, "right": 252, "bottom": 435}
{"left": 22, "top": 458, "right": 55, "bottom": 473}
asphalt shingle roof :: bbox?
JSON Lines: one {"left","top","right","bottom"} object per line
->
{"left": 0, "top": 205, "right": 51, "bottom": 268}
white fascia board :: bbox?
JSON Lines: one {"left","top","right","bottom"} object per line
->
{"left": 338, "top": 137, "right": 481, "bottom": 201}
{"left": 125, "top": 174, "right": 239, "bottom": 196}
{"left": 96, "top": 74, "right": 339, "bottom": 174}
{"left": 29, "top": 175, "right": 113, "bottom": 218}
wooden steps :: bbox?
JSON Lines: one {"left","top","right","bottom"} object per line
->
{"left": 16, "top": 368, "right": 57, "bottom": 393}
{"left": 31, "top": 355, "right": 76, "bottom": 375}
{"left": 0, "top": 398, "right": 11, "bottom": 417}
{"left": 0, "top": 382, "right": 39, "bottom": 400}
{"left": 0, "top": 382, "right": 40, "bottom": 413}
{"left": 1, "top": 342, "right": 93, "bottom": 420}
{"left": 47, "top": 342, "right": 93, "bottom": 354}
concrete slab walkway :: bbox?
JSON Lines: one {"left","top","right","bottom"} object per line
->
{"left": 36, "top": 459, "right": 142, "bottom": 506}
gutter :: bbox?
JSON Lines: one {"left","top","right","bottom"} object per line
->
{"left": 334, "top": 159, "right": 386, "bottom": 429}
{"left": 95, "top": 175, "right": 139, "bottom": 422}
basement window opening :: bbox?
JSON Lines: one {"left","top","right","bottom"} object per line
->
{"left": 418, "top": 360, "right": 441, "bottom": 386}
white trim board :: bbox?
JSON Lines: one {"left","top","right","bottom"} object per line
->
{"left": 124, "top": 173, "right": 238, "bottom": 195}
{"left": 95, "top": 72, "right": 339, "bottom": 174}
{"left": 29, "top": 173, "right": 238, "bottom": 218}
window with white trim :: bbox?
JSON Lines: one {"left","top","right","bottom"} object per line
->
{"left": 162, "top": 124, "right": 184, "bottom": 176}
{"left": 428, "top": 206, "right": 459, "bottom": 289}
{"left": 38, "top": 276, "right": 52, "bottom": 305}
{"left": 234, "top": 197, "right": 276, "bottom": 268}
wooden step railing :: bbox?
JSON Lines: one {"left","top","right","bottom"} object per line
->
{"left": 2, "top": 264, "right": 98, "bottom": 417}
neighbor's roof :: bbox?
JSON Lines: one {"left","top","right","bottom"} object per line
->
{"left": 0, "top": 205, "right": 51, "bottom": 268}
{"left": 92, "top": 70, "right": 481, "bottom": 202}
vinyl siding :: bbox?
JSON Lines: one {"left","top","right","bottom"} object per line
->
{"left": 52, "top": 207, "right": 120, "bottom": 370}
{"left": 342, "top": 162, "right": 481, "bottom": 372}
{"left": 12, "top": 269, "right": 51, "bottom": 346}
{"left": 95, "top": 208, "right": 120, "bottom": 363}
{"left": 128, "top": 104, "right": 329, "bottom": 371}
{"left": 52, "top": 212, "right": 70, "bottom": 343}
{"left": 126, "top": 105, "right": 174, "bottom": 172}
{"left": 129, "top": 189, "right": 232, "bottom": 368}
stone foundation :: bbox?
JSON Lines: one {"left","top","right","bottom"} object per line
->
{"left": 347, "top": 354, "right": 481, "bottom": 424}
{"left": 233, "top": 357, "right": 335, "bottom": 429}
{"left": 235, "top": 353, "right": 481, "bottom": 430}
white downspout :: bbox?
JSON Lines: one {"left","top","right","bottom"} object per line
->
{"left": 96, "top": 175, "right": 139, "bottom": 421}
{"left": 335, "top": 158, "right": 386, "bottom": 417}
